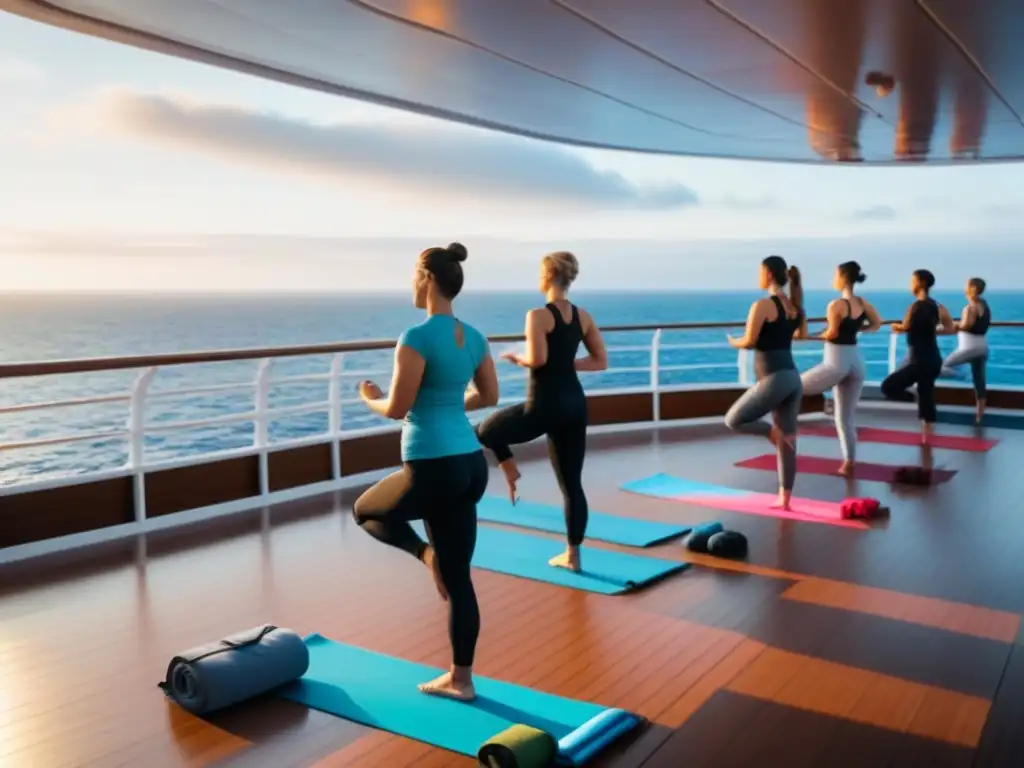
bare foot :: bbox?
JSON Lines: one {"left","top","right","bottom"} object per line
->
{"left": 837, "top": 461, "right": 854, "bottom": 477}
{"left": 500, "top": 460, "right": 521, "bottom": 505}
{"left": 421, "top": 546, "right": 448, "bottom": 602}
{"left": 772, "top": 490, "right": 792, "bottom": 510}
{"left": 549, "top": 547, "right": 582, "bottom": 572}
{"left": 418, "top": 671, "right": 476, "bottom": 701}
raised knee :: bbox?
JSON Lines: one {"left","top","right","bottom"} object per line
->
{"left": 352, "top": 495, "right": 369, "bottom": 525}
{"left": 723, "top": 410, "right": 740, "bottom": 431}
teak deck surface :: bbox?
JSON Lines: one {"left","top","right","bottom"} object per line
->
{"left": 2, "top": 409, "right": 1023, "bottom": 767}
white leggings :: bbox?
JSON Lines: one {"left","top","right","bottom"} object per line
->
{"left": 801, "top": 343, "right": 866, "bottom": 462}
{"left": 940, "top": 333, "right": 988, "bottom": 399}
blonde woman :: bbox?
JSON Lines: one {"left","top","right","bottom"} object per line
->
{"left": 476, "top": 252, "right": 607, "bottom": 572}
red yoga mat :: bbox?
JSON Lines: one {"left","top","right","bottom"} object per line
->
{"left": 736, "top": 454, "right": 957, "bottom": 484}
{"left": 799, "top": 424, "right": 996, "bottom": 452}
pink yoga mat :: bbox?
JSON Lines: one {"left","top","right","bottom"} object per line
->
{"left": 736, "top": 454, "right": 957, "bottom": 484}
{"left": 677, "top": 491, "right": 869, "bottom": 530}
{"left": 799, "top": 424, "right": 996, "bottom": 452}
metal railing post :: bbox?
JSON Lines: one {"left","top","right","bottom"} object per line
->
{"left": 650, "top": 329, "right": 662, "bottom": 423}
{"left": 888, "top": 331, "right": 899, "bottom": 374}
{"left": 329, "top": 353, "right": 344, "bottom": 480}
{"left": 736, "top": 348, "right": 750, "bottom": 387}
{"left": 127, "top": 367, "right": 157, "bottom": 523}
{"left": 254, "top": 359, "right": 273, "bottom": 496}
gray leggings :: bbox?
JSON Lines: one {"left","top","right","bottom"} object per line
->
{"left": 941, "top": 347, "right": 988, "bottom": 399}
{"left": 725, "top": 368, "right": 803, "bottom": 491}
{"left": 801, "top": 344, "right": 865, "bottom": 462}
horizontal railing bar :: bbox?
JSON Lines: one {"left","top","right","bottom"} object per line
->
{"left": 146, "top": 411, "right": 259, "bottom": 431}
{"left": 0, "top": 393, "right": 130, "bottom": 414}
{"left": 149, "top": 382, "right": 255, "bottom": 399}
{"left": 0, "top": 318, "right": 840, "bottom": 379}
{"left": 5, "top": 315, "right": 1015, "bottom": 380}
{"left": 0, "top": 429, "right": 127, "bottom": 452}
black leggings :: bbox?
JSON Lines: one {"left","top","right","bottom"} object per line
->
{"left": 352, "top": 450, "right": 488, "bottom": 668}
{"left": 476, "top": 403, "right": 589, "bottom": 546}
{"left": 881, "top": 357, "right": 942, "bottom": 423}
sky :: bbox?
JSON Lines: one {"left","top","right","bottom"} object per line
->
{"left": 1, "top": 11, "right": 1024, "bottom": 291}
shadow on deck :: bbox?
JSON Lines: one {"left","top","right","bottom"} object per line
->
{"left": 2, "top": 410, "right": 1023, "bottom": 767}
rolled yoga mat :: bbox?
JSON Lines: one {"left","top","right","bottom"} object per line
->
{"left": 477, "top": 495, "right": 690, "bottom": 547}
{"left": 412, "top": 521, "right": 689, "bottom": 595}
{"left": 278, "top": 635, "right": 642, "bottom": 766}
{"left": 159, "top": 625, "right": 309, "bottom": 716}
{"left": 800, "top": 423, "right": 996, "bottom": 451}
{"left": 620, "top": 474, "right": 870, "bottom": 530}
{"left": 736, "top": 453, "right": 957, "bottom": 484}
{"left": 478, "top": 725, "right": 557, "bottom": 768}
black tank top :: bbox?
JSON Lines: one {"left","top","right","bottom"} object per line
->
{"left": 754, "top": 296, "right": 801, "bottom": 377}
{"left": 526, "top": 303, "right": 585, "bottom": 408}
{"left": 834, "top": 299, "right": 867, "bottom": 346}
{"left": 965, "top": 299, "right": 990, "bottom": 336}
{"left": 906, "top": 298, "right": 940, "bottom": 360}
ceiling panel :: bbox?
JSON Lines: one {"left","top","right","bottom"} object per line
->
{"left": 5, "top": 0, "right": 1024, "bottom": 162}
{"left": 718, "top": 0, "right": 1024, "bottom": 161}
{"left": 38, "top": 0, "right": 820, "bottom": 158}
{"left": 358, "top": 0, "right": 809, "bottom": 144}
{"left": 919, "top": 0, "right": 1024, "bottom": 120}
{"left": 555, "top": 0, "right": 882, "bottom": 161}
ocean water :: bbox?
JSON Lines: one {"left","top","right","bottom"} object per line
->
{"left": 2, "top": 290, "right": 1023, "bottom": 486}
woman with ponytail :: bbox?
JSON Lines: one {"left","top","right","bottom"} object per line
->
{"left": 726, "top": 255, "right": 805, "bottom": 509}
{"left": 800, "top": 261, "right": 882, "bottom": 475}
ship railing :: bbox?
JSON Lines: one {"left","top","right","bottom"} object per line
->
{"left": 1, "top": 319, "right": 1022, "bottom": 509}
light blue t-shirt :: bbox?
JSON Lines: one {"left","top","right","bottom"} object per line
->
{"left": 398, "top": 315, "right": 488, "bottom": 461}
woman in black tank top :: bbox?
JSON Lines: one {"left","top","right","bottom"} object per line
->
{"left": 725, "top": 256, "right": 805, "bottom": 508}
{"left": 800, "top": 261, "right": 882, "bottom": 476}
{"left": 881, "top": 269, "right": 956, "bottom": 442}
{"left": 476, "top": 252, "right": 608, "bottom": 572}
{"left": 940, "top": 277, "right": 990, "bottom": 423}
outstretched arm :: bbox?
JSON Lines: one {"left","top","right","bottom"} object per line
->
{"left": 575, "top": 309, "right": 608, "bottom": 372}
{"left": 505, "top": 310, "right": 549, "bottom": 369}
{"left": 729, "top": 300, "right": 766, "bottom": 349}
{"left": 465, "top": 344, "right": 500, "bottom": 411}
{"left": 361, "top": 343, "right": 425, "bottom": 420}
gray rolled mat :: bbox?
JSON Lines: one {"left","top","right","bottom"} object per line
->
{"left": 158, "top": 625, "right": 309, "bottom": 716}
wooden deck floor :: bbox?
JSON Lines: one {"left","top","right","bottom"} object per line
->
{"left": 3, "top": 409, "right": 1024, "bottom": 767}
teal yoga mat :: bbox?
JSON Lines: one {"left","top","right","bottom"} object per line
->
{"left": 278, "top": 635, "right": 642, "bottom": 765}
{"left": 412, "top": 522, "right": 688, "bottom": 595}
{"left": 477, "top": 495, "right": 690, "bottom": 547}
{"left": 937, "top": 410, "right": 1024, "bottom": 430}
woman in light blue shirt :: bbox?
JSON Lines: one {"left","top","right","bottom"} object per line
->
{"left": 355, "top": 241, "right": 498, "bottom": 702}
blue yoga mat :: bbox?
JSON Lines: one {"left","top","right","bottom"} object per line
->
{"left": 477, "top": 495, "right": 690, "bottom": 547}
{"left": 412, "top": 522, "right": 688, "bottom": 595}
{"left": 937, "top": 410, "right": 1024, "bottom": 430}
{"left": 278, "top": 635, "right": 642, "bottom": 765}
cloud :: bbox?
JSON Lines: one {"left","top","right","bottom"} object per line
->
{"left": 0, "top": 57, "right": 45, "bottom": 84}
{"left": 56, "top": 88, "right": 700, "bottom": 211}
{"left": 851, "top": 204, "right": 897, "bottom": 221}
{"left": 718, "top": 194, "right": 776, "bottom": 210}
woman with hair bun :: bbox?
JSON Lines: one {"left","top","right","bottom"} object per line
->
{"left": 882, "top": 269, "right": 956, "bottom": 443}
{"left": 800, "top": 261, "right": 882, "bottom": 475}
{"left": 940, "top": 277, "right": 990, "bottom": 423}
{"left": 476, "top": 251, "right": 608, "bottom": 573}
{"left": 353, "top": 241, "right": 500, "bottom": 702}
{"left": 726, "top": 255, "right": 805, "bottom": 509}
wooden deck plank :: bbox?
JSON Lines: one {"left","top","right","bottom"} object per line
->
{"left": 1, "top": 410, "right": 1024, "bottom": 766}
